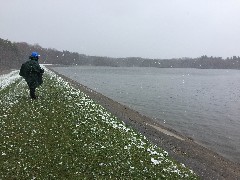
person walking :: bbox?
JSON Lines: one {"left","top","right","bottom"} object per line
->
{"left": 19, "top": 52, "right": 44, "bottom": 99}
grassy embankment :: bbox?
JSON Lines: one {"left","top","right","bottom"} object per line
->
{"left": 0, "top": 69, "right": 198, "bottom": 179}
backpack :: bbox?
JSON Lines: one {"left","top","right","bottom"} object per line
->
{"left": 19, "top": 61, "right": 32, "bottom": 78}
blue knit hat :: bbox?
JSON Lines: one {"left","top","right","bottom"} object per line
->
{"left": 31, "top": 52, "right": 39, "bottom": 58}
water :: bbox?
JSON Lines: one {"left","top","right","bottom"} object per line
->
{"left": 52, "top": 66, "right": 240, "bottom": 163}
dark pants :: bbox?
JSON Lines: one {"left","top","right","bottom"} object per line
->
{"left": 30, "top": 87, "right": 36, "bottom": 99}
{"left": 26, "top": 75, "right": 42, "bottom": 99}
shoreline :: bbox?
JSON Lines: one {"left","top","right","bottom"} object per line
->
{"left": 49, "top": 67, "right": 240, "bottom": 180}
{"left": 0, "top": 69, "right": 14, "bottom": 76}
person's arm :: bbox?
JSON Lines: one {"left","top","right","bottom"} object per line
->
{"left": 40, "top": 68, "right": 44, "bottom": 74}
{"left": 32, "top": 61, "right": 42, "bottom": 74}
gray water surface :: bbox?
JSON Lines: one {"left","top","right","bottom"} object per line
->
{"left": 52, "top": 66, "right": 240, "bottom": 163}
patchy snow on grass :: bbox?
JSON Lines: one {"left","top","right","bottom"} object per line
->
{"left": 0, "top": 68, "right": 198, "bottom": 179}
{"left": 0, "top": 70, "right": 21, "bottom": 90}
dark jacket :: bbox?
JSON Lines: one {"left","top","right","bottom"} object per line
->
{"left": 20, "top": 59, "right": 44, "bottom": 88}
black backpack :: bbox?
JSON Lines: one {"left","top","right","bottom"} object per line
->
{"left": 19, "top": 61, "right": 31, "bottom": 78}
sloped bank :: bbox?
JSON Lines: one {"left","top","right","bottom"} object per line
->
{"left": 49, "top": 67, "right": 240, "bottom": 180}
{"left": 0, "top": 69, "right": 198, "bottom": 179}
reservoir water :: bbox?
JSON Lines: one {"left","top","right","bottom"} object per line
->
{"left": 52, "top": 66, "right": 240, "bottom": 163}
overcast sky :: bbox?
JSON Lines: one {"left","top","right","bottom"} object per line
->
{"left": 1, "top": 0, "right": 240, "bottom": 59}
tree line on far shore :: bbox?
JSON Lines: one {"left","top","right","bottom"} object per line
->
{"left": 1, "top": 37, "right": 240, "bottom": 72}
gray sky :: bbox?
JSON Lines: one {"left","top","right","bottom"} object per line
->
{"left": 1, "top": 0, "right": 240, "bottom": 59}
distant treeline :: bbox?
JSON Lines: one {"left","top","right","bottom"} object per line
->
{"left": 1, "top": 37, "right": 240, "bottom": 71}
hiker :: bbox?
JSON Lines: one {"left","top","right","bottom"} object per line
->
{"left": 19, "top": 52, "right": 44, "bottom": 99}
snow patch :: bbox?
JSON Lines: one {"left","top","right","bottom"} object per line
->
{"left": 0, "top": 70, "right": 21, "bottom": 89}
